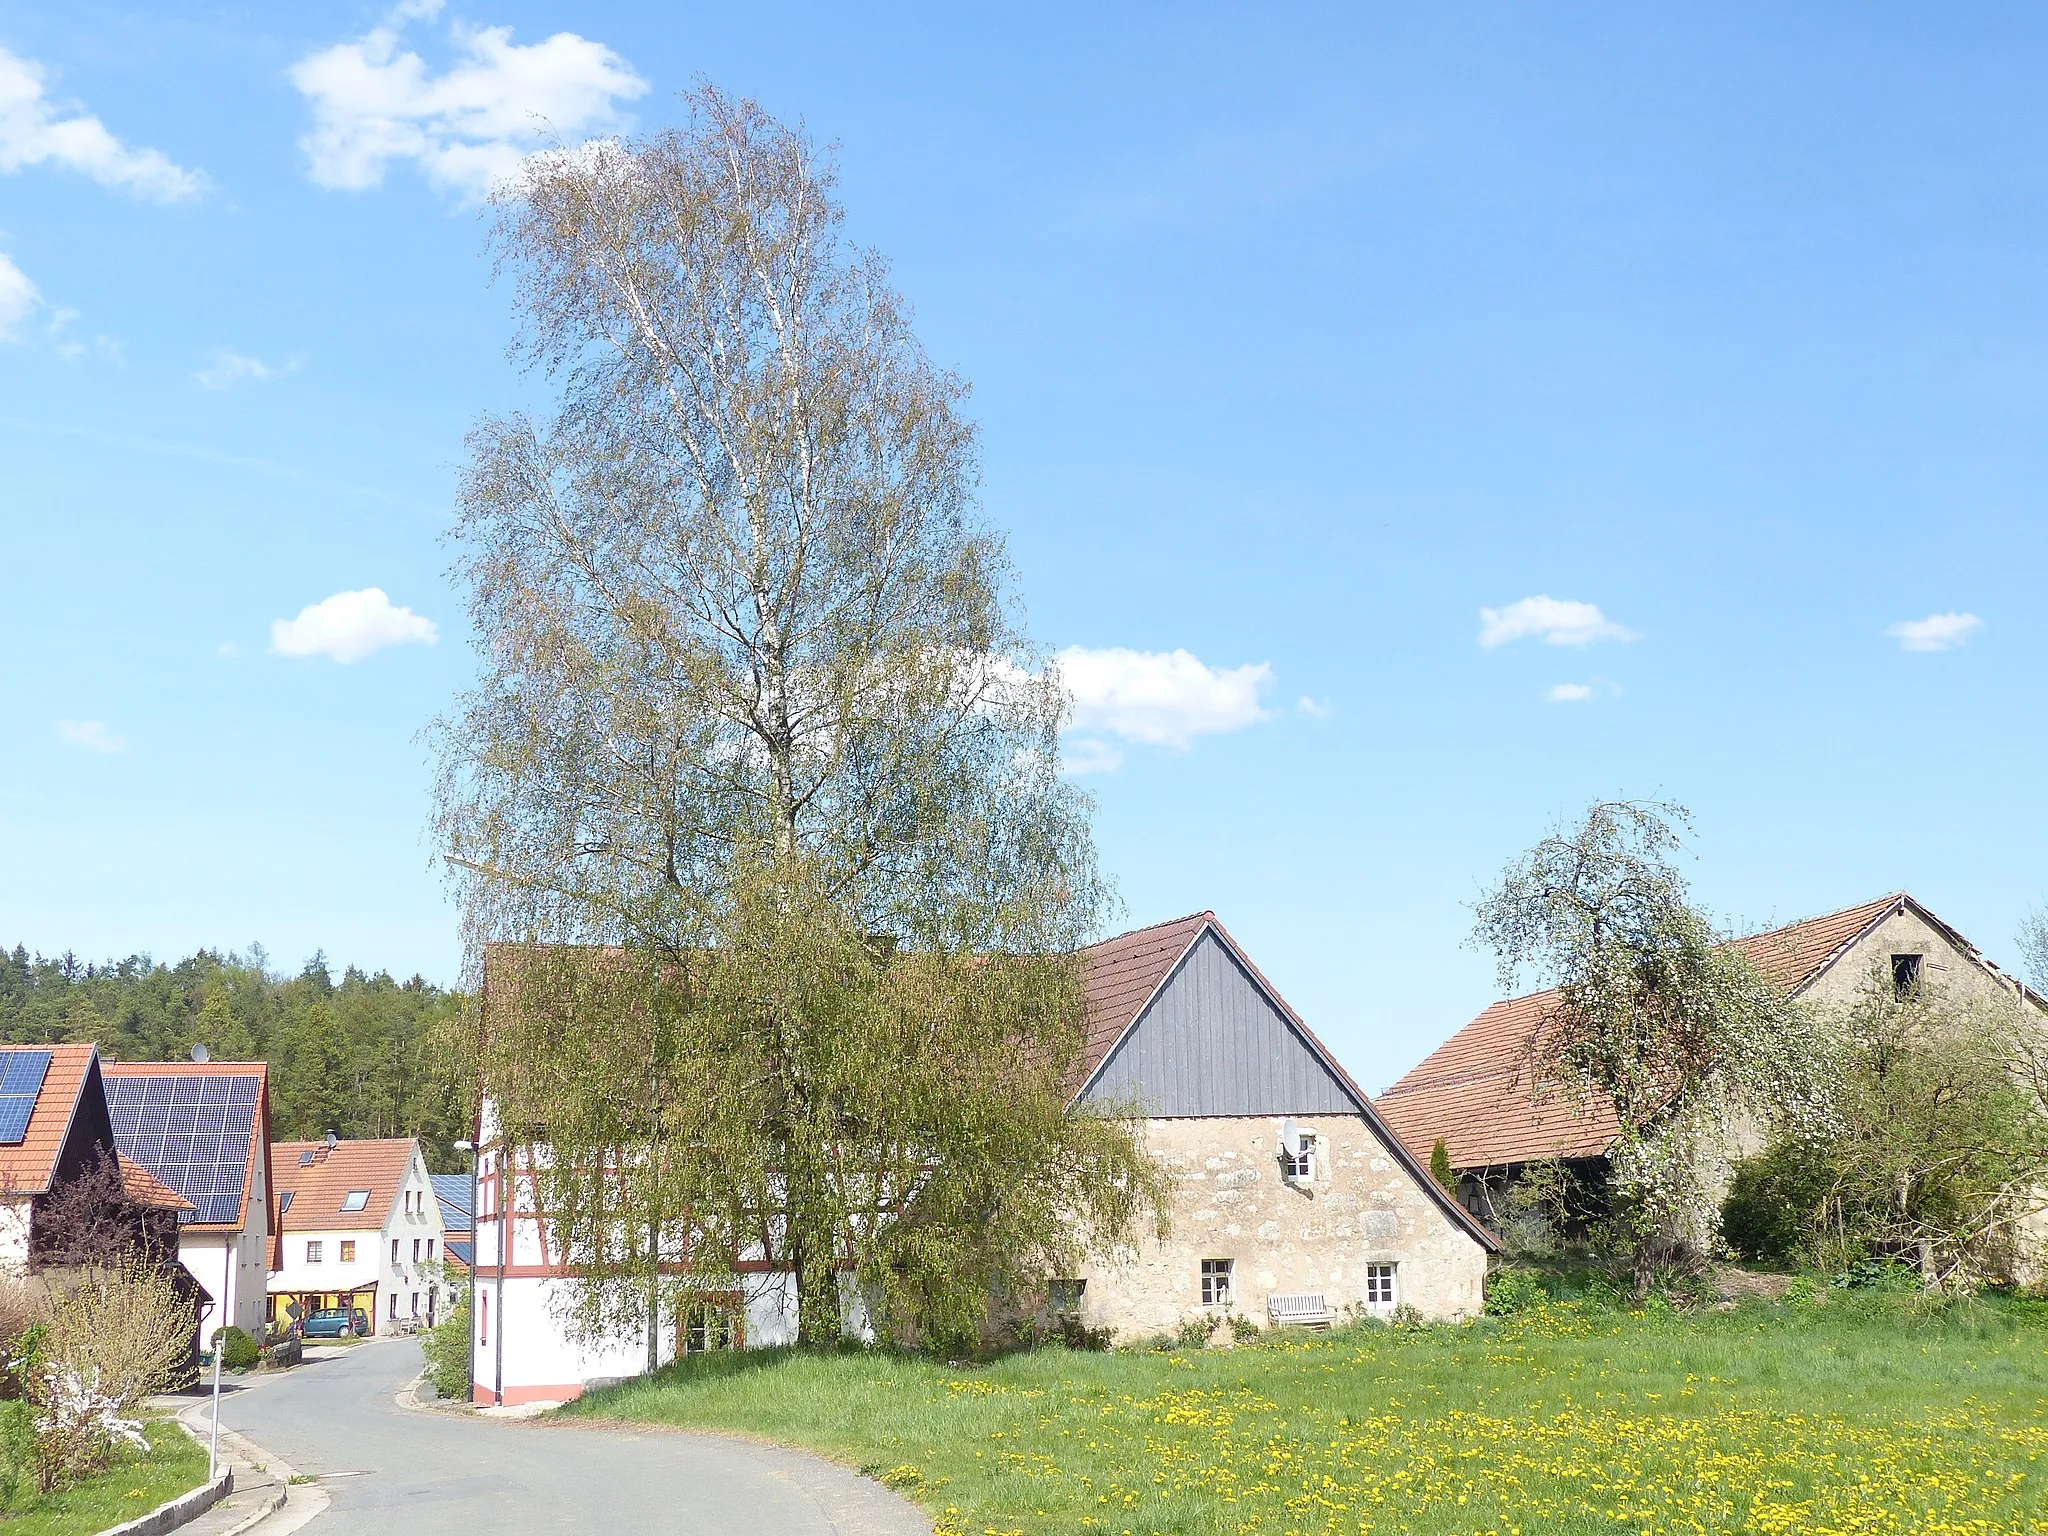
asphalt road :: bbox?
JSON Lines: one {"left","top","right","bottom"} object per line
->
{"left": 216, "top": 1339, "right": 930, "bottom": 1536}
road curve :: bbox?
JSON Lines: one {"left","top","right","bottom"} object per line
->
{"left": 217, "top": 1339, "right": 931, "bottom": 1536}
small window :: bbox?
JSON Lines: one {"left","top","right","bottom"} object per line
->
{"left": 1365, "top": 1263, "right": 1397, "bottom": 1310}
{"left": 1892, "top": 953, "right": 1923, "bottom": 1002}
{"left": 277, "top": 1191, "right": 294, "bottom": 1214}
{"left": 340, "top": 1189, "right": 370, "bottom": 1213}
{"left": 426, "top": 1239, "right": 435, "bottom": 1262}
{"left": 1048, "top": 1279, "right": 1086, "bottom": 1317}
{"left": 305, "top": 1240, "right": 322, "bottom": 1263}
{"left": 389, "top": 1292, "right": 397, "bottom": 1319}
{"left": 411, "top": 1292, "right": 420, "bottom": 1317}
{"left": 683, "top": 1301, "right": 740, "bottom": 1354}
{"left": 480, "top": 1290, "right": 488, "bottom": 1345}
{"left": 1282, "top": 1132, "right": 1318, "bottom": 1182}
{"left": 339, "top": 1240, "right": 356, "bottom": 1263}
{"left": 298, "top": 1148, "right": 316, "bottom": 1167}
{"left": 412, "top": 1238, "right": 421, "bottom": 1263}
{"left": 391, "top": 1238, "right": 400, "bottom": 1266}
{"left": 1200, "top": 1258, "right": 1234, "bottom": 1308}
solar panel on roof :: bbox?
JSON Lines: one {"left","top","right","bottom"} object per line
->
{"left": 105, "top": 1071, "right": 261, "bottom": 1226}
{"left": 0, "top": 1051, "right": 52, "bottom": 1146}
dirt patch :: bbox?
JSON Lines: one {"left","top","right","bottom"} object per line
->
{"left": 1712, "top": 1266, "right": 1795, "bottom": 1301}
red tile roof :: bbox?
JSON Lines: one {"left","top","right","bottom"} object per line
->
{"left": 1076, "top": 913, "right": 1498, "bottom": 1253}
{"left": 0, "top": 1045, "right": 100, "bottom": 1197}
{"left": 1375, "top": 894, "right": 1916, "bottom": 1170}
{"left": 117, "top": 1154, "right": 193, "bottom": 1212}
{"left": 272, "top": 1139, "right": 417, "bottom": 1234}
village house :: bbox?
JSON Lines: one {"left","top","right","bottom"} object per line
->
{"left": 269, "top": 1136, "right": 445, "bottom": 1335}
{"left": 105, "top": 1059, "right": 275, "bottom": 1341}
{"left": 1375, "top": 892, "right": 2048, "bottom": 1265}
{"left": 431, "top": 1171, "right": 473, "bottom": 1276}
{"left": 0, "top": 1043, "right": 194, "bottom": 1274}
{"left": 466, "top": 912, "right": 1495, "bottom": 1404}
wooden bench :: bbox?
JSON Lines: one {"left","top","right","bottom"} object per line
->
{"left": 1266, "top": 1292, "right": 1333, "bottom": 1329}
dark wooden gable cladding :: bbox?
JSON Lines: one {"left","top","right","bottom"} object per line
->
{"left": 1078, "top": 927, "right": 1366, "bottom": 1116}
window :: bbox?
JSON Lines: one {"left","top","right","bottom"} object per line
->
{"left": 1892, "top": 953, "right": 1924, "bottom": 1001}
{"left": 1365, "top": 1263, "right": 1397, "bottom": 1310}
{"left": 391, "top": 1239, "right": 400, "bottom": 1266}
{"left": 1048, "top": 1279, "right": 1086, "bottom": 1317}
{"left": 305, "top": 1241, "right": 322, "bottom": 1263}
{"left": 389, "top": 1292, "right": 398, "bottom": 1319}
{"left": 411, "top": 1292, "right": 420, "bottom": 1317}
{"left": 277, "top": 1191, "right": 294, "bottom": 1214}
{"left": 480, "top": 1291, "right": 488, "bottom": 1345}
{"left": 412, "top": 1238, "right": 421, "bottom": 1263}
{"left": 1200, "top": 1258, "right": 1233, "bottom": 1308}
{"left": 341, "top": 1189, "right": 370, "bottom": 1213}
{"left": 339, "top": 1240, "right": 356, "bottom": 1263}
{"left": 683, "top": 1301, "right": 740, "bottom": 1354}
{"left": 426, "top": 1239, "right": 435, "bottom": 1262}
{"left": 1282, "top": 1132, "right": 1318, "bottom": 1182}
{"left": 298, "top": 1148, "right": 316, "bottom": 1167}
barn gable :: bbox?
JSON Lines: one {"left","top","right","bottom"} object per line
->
{"left": 1077, "top": 927, "right": 1367, "bottom": 1116}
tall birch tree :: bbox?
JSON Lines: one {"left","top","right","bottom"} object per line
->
{"left": 433, "top": 87, "right": 1157, "bottom": 1351}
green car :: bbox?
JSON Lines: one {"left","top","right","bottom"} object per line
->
{"left": 301, "top": 1307, "right": 368, "bottom": 1339}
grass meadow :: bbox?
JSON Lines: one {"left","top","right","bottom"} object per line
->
{"left": 565, "top": 1292, "right": 2048, "bottom": 1536}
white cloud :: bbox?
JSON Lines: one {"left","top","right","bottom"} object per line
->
{"left": 1055, "top": 646, "right": 1273, "bottom": 749}
{"left": 1546, "top": 682, "right": 1594, "bottom": 703}
{"left": 55, "top": 719, "right": 125, "bottom": 754}
{"left": 289, "top": 4, "right": 648, "bottom": 201}
{"left": 1885, "top": 612, "right": 1982, "bottom": 652}
{"left": 0, "top": 251, "right": 36, "bottom": 339}
{"left": 1061, "top": 738, "right": 1125, "bottom": 776}
{"left": 195, "top": 349, "right": 290, "bottom": 389}
{"left": 0, "top": 45, "right": 206, "bottom": 202}
{"left": 271, "top": 588, "right": 438, "bottom": 662}
{"left": 1479, "top": 595, "right": 1637, "bottom": 649}
{"left": 1297, "top": 695, "right": 1334, "bottom": 719}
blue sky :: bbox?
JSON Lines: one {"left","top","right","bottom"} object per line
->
{"left": 3, "top": 2, "right": 2044, "bottom": 1090}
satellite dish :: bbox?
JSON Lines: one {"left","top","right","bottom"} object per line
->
{"left": 1280, "top": 1118, "right": 1302, "bottom": 1159}
{"left": 190, "top": 1043, "right": 211, "bottom": 1063}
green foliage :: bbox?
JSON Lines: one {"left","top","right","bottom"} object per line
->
{"left": 210, "top": 1327, "right": 259, "bottom": 1372}
{"left": 1227, "top": 1313, "right": 1261, "bottom": 1345}
{"left": 1172, "top": 1313, "right": 1220, "bottom": 1350}
{"left": 1720, "top": 1140, "right": 1837, "bottom": 1267}
{"left": 1428, "top": 1137, "right": 1455, "bottom": 1192}
{"left": 0, "top": 1399, "right": 33, "bottom": 1512}
{"left": 423, "top": 1295, "right": 471, "bottom": 1401}
{"left": 1483, "top": 1267, "right": 1550, "bottom": 1316}
{"left": 1472, "top": 801, "right": 1834, "bottom": 1276}
{"left": 0, "top": 945, "right": 475, "bottom": 1170}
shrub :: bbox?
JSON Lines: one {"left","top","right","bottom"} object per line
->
{"left": 1429, "top": 1139, "right": 1456, "bottom": 1193}
{"left": 1172, "top": 1314, "right": 1219, "bottom": 1350}
{"left": 1227, "top": 1313, "right": 1261, "bottom": 1345}
{"left": 422, "top": 1296, "right": 471, "bottom": 1401}
{"left": 27, "top": 1260, "right": 195, "bottom": 1491}
{"left": 212, "top": 1326, "right": 260, "bottom": 1372}
{"left": 1052, "top": 1314, "right": 1111, "bottom": 1352}
{"left": 0, "top": 1399, "right": 32, "bottom": 1513}
{"left": 1484, "top": 1267, "right": 1549, "bottom": 1317}
{"left": 1721, "top": 1140, "right": 1835, "bottom": 1267}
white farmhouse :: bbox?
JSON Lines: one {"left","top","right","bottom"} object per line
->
{"left": 105, "top": 1061, "right": 276, "bottom": 1341}
{"left": 269, "top": 1137, "right": 446, "bottom": 1335}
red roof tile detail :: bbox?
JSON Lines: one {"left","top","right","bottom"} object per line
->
{"left": 117, "top": 1154, "right": 193, "bottom": 1211}
{"left": 271, "top": 1139, "right": 417, "bottom": 1234}
{"left": 1075, "top": 913, "right": 1214, "bottom": 1086}
{"left": 0, "top": 1045, "right": 99, "bottom": 1197}
{"left": 1375, "top": 894, "right": 1910, "bottom": 1170}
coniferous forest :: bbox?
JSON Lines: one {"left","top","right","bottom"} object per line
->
{"left": 0, "top": 945, "right": 475, "bottom": 1171}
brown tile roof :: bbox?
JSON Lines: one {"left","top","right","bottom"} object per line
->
{"left": 117, "top": 1154, "right": 193, "bottom": 1211}
{"left": 271, "top": 1138, "right": 417, "bottom": 1234}
{"left": 1076, "top": 913, "right": 1498, "bottom": 1253}
{"left": 1375, "top": 893, "right": 1916, "bottom": 1170}
{"left": 102, "top": 1061, "right": 273, "bottom": 1234}
{"left": 0, "top": 1045, "right": 100, "bottom": 1197}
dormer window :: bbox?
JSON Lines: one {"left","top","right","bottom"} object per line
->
{"left": 1892, "top": 953, "right": 1923, "bottom": 1002}
{"left": 340, "top": 1189, "right": 370, "bottom": 1213}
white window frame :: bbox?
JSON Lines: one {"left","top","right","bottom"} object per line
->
{"left": 340, "top": 1189, "right": 370, "bottom": 1213}
{"left": 1282, "top": 1132, "right": 1318, "bottom": 1183}
{"left": 1047, "top": 1279, "right": 1086, "bottom": 1317}
{"left": 305, "top": 1240, "right": 322, "bottom": 1264}
{"left": 1200, "top": 1258, "right": 1234, "bottom": 1308}
{"left": 1364, "top": 1262, "right": 1397, "bottom": 1312}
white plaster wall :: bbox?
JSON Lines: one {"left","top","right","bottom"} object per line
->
{"left": 0, "top": 1198, "right": 31, "bottom": 1277}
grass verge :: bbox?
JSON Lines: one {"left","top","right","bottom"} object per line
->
{"left": 565, "top": 1293, "right": 2048, "bottom": 1536}
{"left": 3, "top": 1418, "right": 210, "bottom": 1536}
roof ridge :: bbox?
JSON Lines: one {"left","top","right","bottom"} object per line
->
{"left": 1083, "top": 911, "right": 1214, "bottom": 950}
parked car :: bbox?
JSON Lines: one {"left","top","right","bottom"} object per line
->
{"left": 301, "top": 1307, "right": 368, "bottom": 1339}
